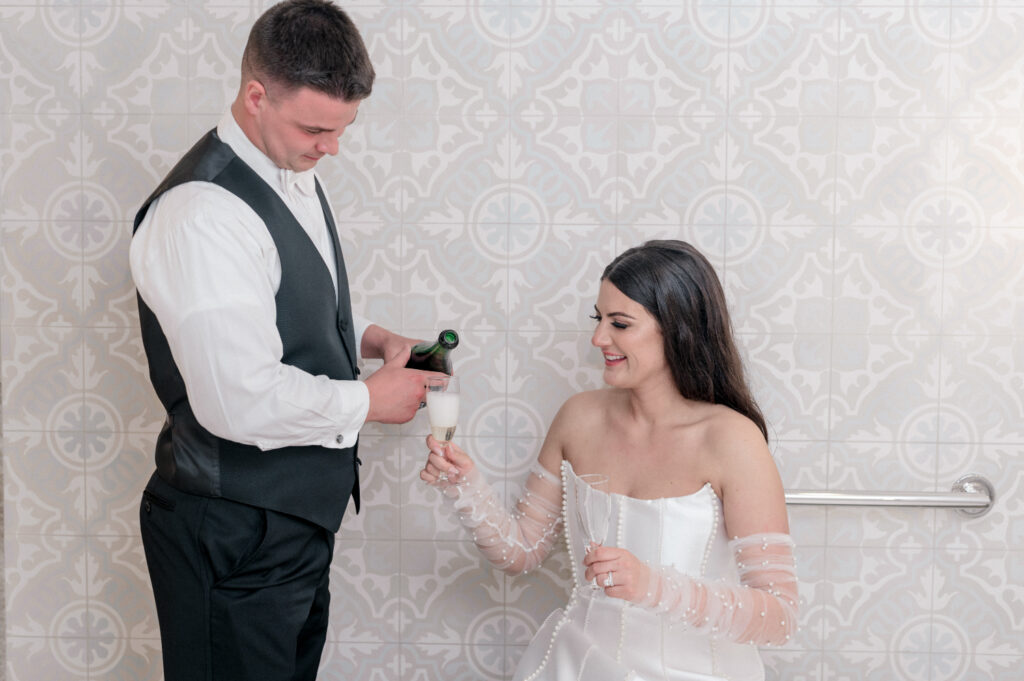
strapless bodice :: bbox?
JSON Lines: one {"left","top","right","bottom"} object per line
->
{"left": 511, "top": 461, "right": 764, "bottom": 681}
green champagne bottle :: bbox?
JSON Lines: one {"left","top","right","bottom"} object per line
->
{"left": 406, "top": 329, "right": 459, "bottom": 374}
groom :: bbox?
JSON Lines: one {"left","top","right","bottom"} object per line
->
{"left": 130, "top": 2, "right": 434, "bottom": 679}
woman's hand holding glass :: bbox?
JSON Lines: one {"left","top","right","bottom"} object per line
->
{"left": 421, "top": 436, "right": 474, "bottom": 486}
{"left": 583, "top": 545, "right": 650, "bottom": 602}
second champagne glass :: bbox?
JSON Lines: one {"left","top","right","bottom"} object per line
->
{"left": 426, "top": 375, "right": 459, "bottom": 481}
{"left": 575, "top": 473, "right": 611, "bottom": 589}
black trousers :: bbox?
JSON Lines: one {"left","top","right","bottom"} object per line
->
{"left": 140, "top": 473, "right": 335, "bottom": 681}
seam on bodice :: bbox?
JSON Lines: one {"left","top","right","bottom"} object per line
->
{"left": 705, "top": 488, "right": 721, "bottom": 677}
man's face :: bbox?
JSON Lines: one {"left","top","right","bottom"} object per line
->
{"left": 248, "top": 80, "right": 361, "bottom": 172}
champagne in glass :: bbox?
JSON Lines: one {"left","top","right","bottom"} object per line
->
{"left": 426, "top": 375, "right": 459, "bottom": 445}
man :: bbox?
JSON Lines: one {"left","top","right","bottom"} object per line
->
{"left": 129, "top": 2, "right": 433, "bottom": 679}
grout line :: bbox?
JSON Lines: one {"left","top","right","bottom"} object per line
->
{"left": 927, "top": 7, "right": 957, "bottom": 678}
{"left": 821, "top": 0, "right": 845, "bottom": 664}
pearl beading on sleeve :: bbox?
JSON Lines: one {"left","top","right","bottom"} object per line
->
{"left": 437, "top": 460, "right": 563, "bottom": 576}
{"left": 516, "top": 462, "right": 580, "bottom": 681}
{"left": 636, "top": 532, "right": 799, "bottom": 647}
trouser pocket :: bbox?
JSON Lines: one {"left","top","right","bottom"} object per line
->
{"left": 142, "top": 488, "right": 175, "bottom": 513}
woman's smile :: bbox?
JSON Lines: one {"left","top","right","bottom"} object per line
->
{"left": 603, "top": 353, "right": 626, "bottom": 366}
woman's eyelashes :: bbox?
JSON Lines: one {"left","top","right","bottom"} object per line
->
{"left": 590, "top": 314, "right": 628, "bottom": 329}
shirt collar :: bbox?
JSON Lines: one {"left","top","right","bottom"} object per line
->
{"left": 217, "top": 110, "right": 318, "bottom": 199}
{"left": 279, "top": 167, "right": 317, "bottom": 198}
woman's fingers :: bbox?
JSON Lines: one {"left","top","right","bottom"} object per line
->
{"left": 583, "top": 553, "right": 617, "bottom": 580}
{"left": 581, "top": 547, "right": 646, "bottom": 602}
{"left": 422, "top": 438, "right": 462, "bottom": 484}
{"left": 582, "top": 545, "right": 618, "bottom": 567}
{"left": 445, "top": 447, "right": 471, "bottom": 469}
{"left": 424, "top": 436, "right": 472, "bottom": 479}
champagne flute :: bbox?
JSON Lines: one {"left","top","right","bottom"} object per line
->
{"left": 426, "top": 375, "right": 459, "bottom": 481}
{"left": 575, "top": 473, "right": 611, "bottom": 589}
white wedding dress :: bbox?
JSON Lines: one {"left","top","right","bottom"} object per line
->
{"left": 438, "top": 459, "right": 797, "bottom": 681}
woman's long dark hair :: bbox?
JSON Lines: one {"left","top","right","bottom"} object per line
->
{"left": 602, "top": 240, "right": 768, "bottom": 443}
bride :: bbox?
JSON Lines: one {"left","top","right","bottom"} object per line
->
{"left": 420, "top": 240, "right": 798, "bottom": 681}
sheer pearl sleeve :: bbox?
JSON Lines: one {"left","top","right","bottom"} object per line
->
{"left": 436, "top": 462, "right": 563, "bottom": 576}
{"left": 638, "top": 533, "right": 798, "bottom": 647}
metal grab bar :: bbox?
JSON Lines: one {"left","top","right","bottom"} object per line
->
{"left": 785, "top": 474, "right": 995, "bottom": 518}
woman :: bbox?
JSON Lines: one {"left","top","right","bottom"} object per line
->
{"left": 421, "top": 240, "right": 797, "bottom": 681}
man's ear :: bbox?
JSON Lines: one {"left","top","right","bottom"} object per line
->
{"left": 241, "top": 79, "right": 267, "bottom": 115}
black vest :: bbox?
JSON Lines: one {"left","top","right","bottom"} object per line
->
{"left": 133, "top": 129, "right": 360, "bottom": 531}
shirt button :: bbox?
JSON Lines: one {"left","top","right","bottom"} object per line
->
{"left": 335, "top": 434, "right": 344, "bottom": 445}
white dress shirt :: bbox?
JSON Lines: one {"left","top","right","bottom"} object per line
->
{"left": 130, "top": 110, "right": 371, "bottom": 451}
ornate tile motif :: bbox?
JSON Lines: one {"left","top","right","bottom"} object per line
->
{"left": 2, "top": 2, "right": 1022, "bottom": 679}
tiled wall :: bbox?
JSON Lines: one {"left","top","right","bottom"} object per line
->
{"left": 2, "top": 2, "right": 1023, "bottom": 680}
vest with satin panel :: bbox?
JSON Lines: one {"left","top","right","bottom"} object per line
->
{"left": 133, "top": 129, "right": 360, "bottom": 532}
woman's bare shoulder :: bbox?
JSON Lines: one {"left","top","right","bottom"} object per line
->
{"left": 704, "top": 407, "right": 788, "bottom": 536}
{"left": 695, "top": 406, "right": 774, "bottom": 482}
{"left": 704, "top": 406, "right": 768, "bottom": 456}
{"left": 554, "top": 389, "right": 619, "bottom": 426}
{"left": 544, "top": 390, "right": 618, "bottom": 449}
{"left": 537, "top": 390, "right": 615, "bottom": 472}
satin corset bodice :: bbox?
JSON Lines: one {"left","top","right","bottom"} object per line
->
{"left": 563, "top": 460, "right": 737, "bottom": 587}
{"left": 510, "top": 462, "right": 766, "bottom": 680}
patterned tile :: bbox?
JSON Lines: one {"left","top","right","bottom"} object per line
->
{"left": 0, "top": 6, "right": 81, "bottom": 115}
{"left": 509, "top": 5, "right": 620, "bottom": 118}
{"left": 404, "top": 6, "right": 511, "bottom": 117}
{"left": 507, "top": 224, "right": 614, "bottom": 332}
{"left": 790, "top": 545, "right": 826, "bottom": 653}
{"left": 400, "top": 436, "right": 508, "bottom": 542}
{"left": 6, "top": 635, "right": 88, "bottom": 681}
{"left": 728, "top": 115, "right": 838, "bottom": 227}
{"left": 4, "top": 429, "right": 85, "bottom": 535}
{"left": 822, "top": 546, "right": 934, "bottom": 652}
{"left": 329, "top": 539, "right": 401, "bottom": 644}
{"left": 941, "top": 335, "right": 1024, "bottom": 444}
{"left": 3, "top": 2, "right": 1024, "bottom": 679}
{"left": 829, "top": 334, "right": 942, "bottom": 442}
{"left": 79, "top": 5, "right": 189, "bottom": 116}
{"left": 943, "top": 229, "right": 1024, "bottom": 335}
{"left": 618, "top": 116, "right": 729, "bottom": 226}
{"left": 763, "top": 650, "right": 823, "bottom": 681}
{"left": 947, "top": 7, "right": 1024, "bottom": 118}
{"left": 726, "top": 225, "right": 835, "bottom": 335}
{"left": 316, "top": 641, "right": 401, "bottom": 681}
{"left": 4, "top": 534, "right": 88, "bottom": 639}
{"left": 935, "top": 443, "right": 1024, "bottom": 551}
{"left": 2, "top": 113, "right": 84, "bottom": 222}
{"left": 1, "top": 221, "right": 82, "bottom": 327}
{"left": 401, "top": 643, "right": 504, "bottom": 681}
{"left": 832, "top": 226, "right": 944, "bottom": 335}
{"left": 84, "top": 432, "right": 154, "bottom": 537}
{"left": 822, "top": 650, "right": 930, "bottom": 681}
{"left": 827, "top": 441, "right": 937, "bottom": 548}
{"left": 503, "top": 545, "right": 572, "bottom": 645}
{"left": 85, "top": 535, "right": 160, "bottom": 644}
{"left": 399, "top": 541, "right": 504, "bottom": 646}
{"left": 187, "top": 5, "right": 259, "bottom": 117}
{"left": 931, "top": 548, "right": 1024, "bottom": 657}
{"left": 339, "top": 435, "right": 402, "bottom": 541}
{"left": 932, "top": 654, "right": 1024, "bottom": 681}
{"left": 742, "top": 332, "right": 832, "bottom": 442}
